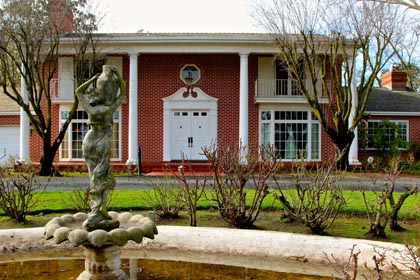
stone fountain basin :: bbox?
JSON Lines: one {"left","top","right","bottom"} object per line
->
{"left": 43, "top": 212, "right": 157, "bottom": 248}
{"left": 0, "top": 225, "right": 410, "bottom": 278}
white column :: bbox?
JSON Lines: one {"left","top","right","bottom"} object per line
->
{"left": 126, "top": 52, "right": 138, "bottom": 165}
{"left": 348, "top": 57, "right": 360, "bottom": 165}
{"left": 19, "top": 70, "right": 30, "bottom": 163}
{"left": 239, "top": 52, "right": 250, "bottom": 153}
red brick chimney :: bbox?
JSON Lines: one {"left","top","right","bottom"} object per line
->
{"left": 48, "top": 0, "right": 73, "bottom": 34}
{"left": 381, "top": 64, "right": 407, "bottom": 91}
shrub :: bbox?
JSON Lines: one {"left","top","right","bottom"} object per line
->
{"left": 174, "top": 158, "right": 207, "bottom": 227}
{"left": 362, "top": 156, "right": 417, "bottom": 238}
{"left": 60, "top": 181, "right": 115, "bottom": 213}
{"left": 0, "top": 166, "right": 47, "bottom": 223}
{"left": 143, "top": 174, "right": 183, "bottom": 219}
{"left": 275, "top": 158, "right": 345, "bottom": 234}
{"left": 202, "top": 145, "right": 279, "bottom": 228}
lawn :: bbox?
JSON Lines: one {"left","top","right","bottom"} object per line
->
{"left": 0, "top": 188, "right": 419, "bottom": 245}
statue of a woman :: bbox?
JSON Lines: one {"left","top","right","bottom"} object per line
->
{"left": 76, "top": 65, "right": 126, "bottom": 231}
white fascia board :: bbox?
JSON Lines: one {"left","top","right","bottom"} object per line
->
{"left": 58, "top": 34, "right": 277, "bottom": 55}
{"left": 0, "top": 111, "right": 20, "bottom": 116}
{"left": 364, "top": 111, "right": 420, "bottom": 117}
{"left": 58, "top": 41, "right": 278, "bottom": 55}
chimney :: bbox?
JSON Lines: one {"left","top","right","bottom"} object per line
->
{"left": 381, "top": 64, "right": 407, "bottom": 91}
{"left": 48, "top": 0, "right": 73, "bottom": 35}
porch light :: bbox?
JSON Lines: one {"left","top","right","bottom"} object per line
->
{"left": 183, "top": 74, "right": 197, "bottom": 98}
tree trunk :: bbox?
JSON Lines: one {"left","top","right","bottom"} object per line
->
{"left": 369, "top": 224, "right": 386, "bottom": 238}
{"left": 330, "top": 131, "right": 354, "bottom": 171}
{"left": 389, "top": 189, "right": 417, "bottom": 231}
{"left": 39, "top": 152, "right": 55, "bottom": 176}
{"left": 337, "top": 146, "right": 350, "bottom": 171}
{"left": 39, "top": 134, "right": 57, "bottom": 176}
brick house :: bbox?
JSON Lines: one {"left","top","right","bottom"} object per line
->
{"left": 358, "top": 65, "right": 420, "bottom": 164}
{"left": 15, "top": 32, "right": 340, "bottom": 172}
{"left": 4, "top": 32, "right": 420, "bottom": 172}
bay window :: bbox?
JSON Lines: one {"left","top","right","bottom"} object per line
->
{"left": 60, "top": 108, "right": 121, "bottom": 160}
{"left": 260, "top": 110, "right": 320, "bottom": 160}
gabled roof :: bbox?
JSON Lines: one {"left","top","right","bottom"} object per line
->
{"left": 365, "top": 87, "right": 420, "bottom": 116}
{"left": 0, "top": 91, "right": 20, "bottom": 115}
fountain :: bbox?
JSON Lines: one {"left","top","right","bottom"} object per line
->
{"left": 0, "top": 66, "right": 414, "bottom": 279}
{"left": 43, "top": 65, "right": 158, "bottom": 280}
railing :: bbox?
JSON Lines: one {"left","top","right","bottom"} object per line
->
{"left": 255, "top": 79, "right": 330, "bottom": 99}
{"left": 50, "top": 78, "right": 59, "bottom": 99}
{"left": 50, "top": 78, "right": 74, "bottom": 100}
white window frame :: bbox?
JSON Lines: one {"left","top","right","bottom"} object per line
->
{"left": 59, "top": 106, "right": 122, "bottom": 161}
{"left": 180, "top": 64, "right": 201, "bottom": 85}
{"left": 259, "top": 108, "right": 321, "bottom": 161}
{"left": 364, "top": 120, "right": 409, "bottom": 150}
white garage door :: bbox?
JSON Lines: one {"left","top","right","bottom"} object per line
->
{"left": 0, "top": 126, "right": 20, "bottom": 166}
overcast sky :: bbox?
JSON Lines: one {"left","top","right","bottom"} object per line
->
{"left": 93, "top": 0, "right": 263, "bottom": 33}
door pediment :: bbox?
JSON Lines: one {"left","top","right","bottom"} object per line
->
{"left": 162, "top": 87, "right": 218, "bottom": 110}
{"left": 162, "top": 87, "right": 218, "bottom": 161}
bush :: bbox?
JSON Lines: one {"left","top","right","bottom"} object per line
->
{"left": 362, "top": 156, "right": 418, "bottom": 238}
{"left": 143, "top": 174, "right": 183, "bottom": 219}
{"left": 59, "top": 180, "right": 114, "bottom": 213}
{"left": 203, "top": 145, "right": 279, "bottom": 228}
{"left": 0, "top": 166, "right": 47, "bottom": 223}
{"left": 275, "top": 158, "right": 345, "bottom": 234}
{"left": 174, "top": 159, "right": 207, "bottom": 227}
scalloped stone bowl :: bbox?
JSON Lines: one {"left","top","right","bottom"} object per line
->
{"left": 43, "top": 211, "right": 158, "bottom": 280}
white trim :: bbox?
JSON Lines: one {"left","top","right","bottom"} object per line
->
{"left": 19, "top": 67, "right": 30, "bottom": 164}
{"left": 179, "top": 64, "right": 201, "bottom": 85}
{"left": 126, "top": 53, "right": 139, "bottom": 165}
{"left": 365, "top": 111, "right": 420, "bottom": 116}
{"left": 239, "top": 52, "right": 249, "bottom": 151}
{"left": 258, "top": 107, "right": 321, "bottom": 162}
{"left": 58, "top": 106, "right": 122, "bottom": 162}
{"left": 162, "top": 87, "right": 218, "bottom": 161}
{"left": 255, "top": 97, "right": 329, "bottom": 104}
{"left": 364, "top": 120, "right": 409, "bottom": 150}
{"left": 0, "top": 112, "right": 20, "bottom": 116}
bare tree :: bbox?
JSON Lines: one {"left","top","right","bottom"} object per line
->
{"left": 253, "top": 0, "right": 398, "bottom": 169}
{"left": 364, "top": 0, "right": 420, "bottom": 11}
{"left": 0, "top": 0, "right": 100, "bottom": 176}
{"left": 364, "top": 0, "right": 420, "bottom": 90}
{"left": 203, "top": 145, "right": 279, "bottom": 229}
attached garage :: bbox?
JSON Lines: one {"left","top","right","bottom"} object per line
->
{"left": 0, "top": 126, "right": 20, "bottom": 166}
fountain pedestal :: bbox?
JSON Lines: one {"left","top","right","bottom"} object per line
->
{"left": 45, "top": 66, "right": 157, "bottom": 280}
{"left": 78, "top": 245, "right": 127, "bottom": 280}
{"left": 44, "top": 211, "right": 157, "bottom": 280}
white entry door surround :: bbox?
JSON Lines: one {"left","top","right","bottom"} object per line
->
{"left": 163, "top": 87, "right": 218, "bottom": 161}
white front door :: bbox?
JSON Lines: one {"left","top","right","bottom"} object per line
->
{"left": 172, "top": 110, "right": 209, "bottom": 160}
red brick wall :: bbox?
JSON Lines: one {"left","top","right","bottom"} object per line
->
{"left": 34, "top": 53, "right": 338, "bottom": 168}
{"left": 120, "top": 53, "right": 337, "bottom": 165}
{"left": 133, "top": 53, "right": 248, "bottom": 163}
{"left": 358, "top": 115, "right": 420, "bottom": 163}
{"left": 0, "top": 115, "right": 19, "bottom": 125}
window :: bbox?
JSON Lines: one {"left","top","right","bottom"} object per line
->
{"left": 275, "top": 60, "right": 305, "bottom": 96}
{"left": 260, "top": 110, "right": 320, "bottom": 160}
{"left": 60, "top": 109, "right": 121, "bottom": 160}
{"left": 180, "top": 64, "right": 200, "bottom": 84}
{"left": 364, "top": 120, "right": 408, "bottom": 150}
{"left": 76, "top": 58, "right": 105, "bottom": 83}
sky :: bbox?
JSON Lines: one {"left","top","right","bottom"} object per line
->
{"left": 93, "top": 0, "right": 263, "bottom": 33}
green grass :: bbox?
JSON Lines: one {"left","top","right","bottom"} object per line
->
{"left": 6, "top": 189, "right": 420, "bottom": 217}
{"left": 1, "top": 188, "right": 419, "bottom": 245}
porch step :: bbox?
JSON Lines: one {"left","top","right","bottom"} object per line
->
{"left": 143, "top": 162, "right": 211, "bottom": 176}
